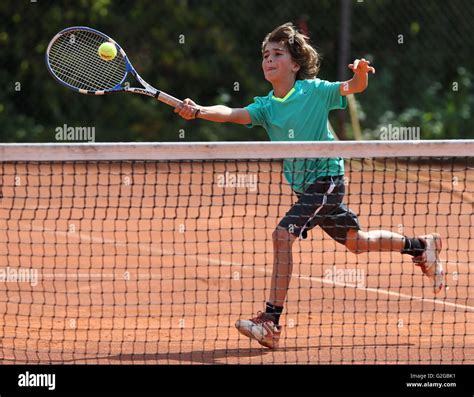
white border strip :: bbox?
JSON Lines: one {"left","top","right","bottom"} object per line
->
{"left": 1, "top": 140, "right": 473, "bottom": 161}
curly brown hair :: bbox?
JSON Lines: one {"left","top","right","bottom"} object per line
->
{"left": 261, "top": 22, "right": 321, "bottom": 80}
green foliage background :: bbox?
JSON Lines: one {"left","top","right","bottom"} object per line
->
{"left": 0, "top": 0, "right": 473, "bottom": 142}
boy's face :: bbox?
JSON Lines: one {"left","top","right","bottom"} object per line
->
{"left": 262, "top": 41, "right": 300, "bottom": 84}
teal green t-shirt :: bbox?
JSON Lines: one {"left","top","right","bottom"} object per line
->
{"left": 245, "top": 79, "right": 347, "bottom": 193}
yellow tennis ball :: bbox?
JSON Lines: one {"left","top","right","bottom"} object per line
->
{"left": 98, "top": 42, "right": 117, "bottom": 61}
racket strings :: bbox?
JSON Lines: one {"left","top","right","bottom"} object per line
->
{"left": 65, "top": 30, "right": 126, "bottom": 89}
{"left": 50, "top": 32, "right": 125, "bottom": 90}
{"left": 49, "top": 43, "right": 124, "bottom": 91}
{"left": 49, "top": 36, "right": 116, "bottom": 89}
{"left": 50, "top": 31, "right": 126, "bottom": 90}
{"left": 48, "top": 30, "right": 127, "bottom": 91}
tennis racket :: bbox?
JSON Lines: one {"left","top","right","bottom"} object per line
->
{"left": 45, "top": 26, "right": 183, "bottom": 108}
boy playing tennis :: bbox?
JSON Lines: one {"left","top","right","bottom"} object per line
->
{"left": 175, "top": 22, "right": 444, "bottom": 349}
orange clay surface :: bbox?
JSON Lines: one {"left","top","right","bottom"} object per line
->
{"left": 0, "top": 159, "right": 472, "bottom": 364}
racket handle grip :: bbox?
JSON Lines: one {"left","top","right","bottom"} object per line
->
{"left": 156, "top": 91, "right": 182, "bottom": 107}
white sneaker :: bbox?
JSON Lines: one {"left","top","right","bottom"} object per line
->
{"left": 235, "top": 311, "right": 282, "bottom": 349}
{"left": 413, "top": 233, "right": 445, "bottom": 294}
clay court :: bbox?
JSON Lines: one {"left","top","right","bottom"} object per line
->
{"left": 0, "top": 157, "right": 473, "bottom": 364}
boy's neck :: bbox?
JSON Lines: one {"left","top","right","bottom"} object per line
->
{"left": 272, "top": 78, "right": 296, "bottom": 99}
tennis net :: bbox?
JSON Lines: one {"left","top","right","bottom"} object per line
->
{"left": 0, "top": 140, "right": 473, "bottom": 364}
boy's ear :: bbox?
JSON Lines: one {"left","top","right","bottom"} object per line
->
{"left": 292, "top": 62, "right": 301, "bottom": 72}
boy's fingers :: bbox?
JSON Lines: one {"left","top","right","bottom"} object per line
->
{"left": 183, "top": 98, "right": 197, "bottom": 107}
{"left": 174, "top": 99, "right": 199, "bottom": 120}
{"left": 185, "top": 108, "right": 196, "bottom": 119}
{"left": 177, "top": 107, "right": 191, "bottom": 119}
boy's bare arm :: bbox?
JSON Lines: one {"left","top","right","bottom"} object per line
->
{"left": 175, "top": 99, "right": 251, "bottom": 124}
{"left": 340, "top": 58, "right": 375, "bottom": 96}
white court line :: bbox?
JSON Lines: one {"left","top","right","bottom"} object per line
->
{"left": 40, "top": 273, "right": 163, "bottom": 280}
{"left": 41, "top": 273, "right": 116, "bottom": 279}
{"left": 31, "top": 225, "right": 474, "bottom": 312}
{"left": 13, "top": 203, "right": 474, "bottom": 273}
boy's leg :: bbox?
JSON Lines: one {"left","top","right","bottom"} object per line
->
{"left": 234, "top": 226, "right": 295, "bottom": 349}
{"left": 344, "top": 229, "right": 406, "bottom": 252}
{"left": 344, "top": 229, "right": 445, "bottom": 293}
{"left": 269, "top": 226, "right": 297, "bottom": 307}
{"left": 235, "top": 177, "right": 337, "bottom": 349}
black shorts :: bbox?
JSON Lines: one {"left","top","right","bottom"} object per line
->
{"left": 278, "top": 176, "right": 360, "bottom": 244}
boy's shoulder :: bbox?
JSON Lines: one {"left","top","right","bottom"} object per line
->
{"left": 300, "top": 78, "right": 341, "bottom": 97}
{"left": 300, "top": 78, "right": 334, "bottom": 88}
{"left": 248, "top": 79, "right": 340, "bottom": 106}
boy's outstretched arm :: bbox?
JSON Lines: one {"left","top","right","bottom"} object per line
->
{"left": 340, "top": 58, "right": 376, "bottom": 96}
{"left": 174, "top": 98, "right": 251, "bottom": 124}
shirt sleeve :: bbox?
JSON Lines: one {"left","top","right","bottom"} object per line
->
{"left": 317, "top": 79, "right": 348, "bottom": 111}
{"left": 244, "top": 96, "right": 267, "bottom": 128}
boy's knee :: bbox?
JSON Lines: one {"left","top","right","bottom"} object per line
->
{"left": 345, "top": 229, "right": 364, "bottom": 254}
{"left": 272, "top": 227, "right": 295, "bottom": 245}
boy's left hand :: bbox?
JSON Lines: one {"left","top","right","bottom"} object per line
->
{"left": 348, "top": 58, "right": 375, "bottom": 74}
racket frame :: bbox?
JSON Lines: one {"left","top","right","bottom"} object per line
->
{"left": 45, "top": 26, "right": 181, "bottom": 107}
